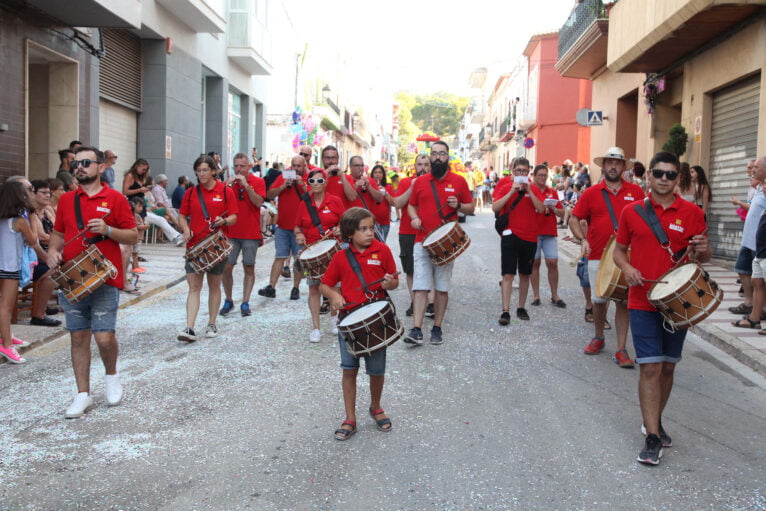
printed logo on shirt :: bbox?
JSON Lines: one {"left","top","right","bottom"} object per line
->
{"left": 372, "top": 253, "right": 379, "bottom": 259}
{"left": 96, "top": 206, "right": 111, "bottom": 214}
{"left": 624, "top": 193, "right": 636, "bottom": 201}
{"left": 367, "top": 259, "right": 381, "bottom": 266}
{"left": 212, "top": 194, "right": 223, "bottom": 202}
{"left": 322, "top": 208, "right": 331, "bottom": 214}
{"left": 445, "top": 187, "right": 455, "bottom": 193}
{"left": 668, "top": 220, "right": 684, "bottom": 233}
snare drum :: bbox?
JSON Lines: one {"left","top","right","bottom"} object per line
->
{"left": 595, "top": 236, "right": 629, "bottom": 302}
{"left": 51, "top": 245, "right": 118, "bottom": 304}
{"left": 298, "top": 239, "right": 339, "bottom": 280}
{"left": 648, "top": 263, "right": 723, "bottom": 329}
{"left": 422, "top": 221, "right": 471, "bottom": 266}
{"left": 337, "top": 300, "right": 404, "bottom": 357}
{"left": 186, "top": 230, "right": 232, "bottom": 273}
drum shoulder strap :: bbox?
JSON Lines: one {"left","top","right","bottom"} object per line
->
{"left": 196, "top": 185, "right": 211, "bottom": 221}
{"left": 430, "top": 180, "right": 457, "bottom": 221}
{"left": 302, "top": 194, "right": 325, "bottom": 235}
{"left": 345, "top": 248, "right": 370, "bottom": 294}
{"left": 74, "top": 194, "right": 106, "bottom": 246}
{"left": 635, "top": 198, "right": 687, "bottom": 261}
{"left": 600, "top": 188, "right": 618, "bottom": 232}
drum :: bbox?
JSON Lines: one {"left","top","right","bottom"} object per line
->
{"left": 595, "top": 236, "right": 629, "bottom": 302}
{"left": 337, "top": 300, "right": 404, "bottom": 357}
{"left": 422, "top": 221, "right": 471, "bottom": 266}
{"left": 648, "top": 263, "right": 722, "bottom": 329}
{"left": 186, "top": 230, "right": 232, "bottom": 273}
{"left": 298, "top": 238, "right": 339, "bottom": 280}
{"left": 51, "top": 245, "right": 118, "bottom": 304}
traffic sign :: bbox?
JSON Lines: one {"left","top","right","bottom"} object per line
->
{"left": 587, "top": 110, "right": 603, "bottom": 126}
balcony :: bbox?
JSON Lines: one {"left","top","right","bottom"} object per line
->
{"left": 607, "top": 0, "right": 766, "bottom": 73}
{"left": 498, "top": 116, "right": 516, "bottom": 143}
{"left": 156, "top": 0, "right": 225, "bottom": 33}
{"left": 555, "top": 0, "right": 609, "bottom": 79}
{"left": 227, "top": 12, "right": 272, "bottom": 75}
{"left": 28, "top": 0, "right": 141, "bottom": 28}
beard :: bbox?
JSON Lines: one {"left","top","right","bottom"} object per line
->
{"left": 76, "top": 173, "right": 98, "bottom": 185}
{"left": 431, "top": 159, "right": 449, "bottom": 179}
{"left": 603, "top": 168, "right": 622, "bottom": 183}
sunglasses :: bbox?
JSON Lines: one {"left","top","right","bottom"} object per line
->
{"left": 238, "top": 188, "right": 245, "bottom": 200}
{"left": 308, "top": 178, "right": 326, "bottom": 185}
{"left": 650, "top": 169, "right": 679, "bottom": 180}
{"left": 300, "top": 152, "right": 311, "bottom": 157}
{"left": 73, "top": 159, "right": 98, "bottom": 168}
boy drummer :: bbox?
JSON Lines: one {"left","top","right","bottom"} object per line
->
{"left": 319, "top": 208, "right": 399, "bottom": 440}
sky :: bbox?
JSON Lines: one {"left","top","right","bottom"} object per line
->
{"left": 288, "top": 0, "right": 578, "bottom": 95}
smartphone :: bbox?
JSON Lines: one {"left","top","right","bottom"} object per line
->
{"left": 283, "top": 169, "right": 296, "bottom": 180}
{"left": 515, "top": 175, "right": 529, "bottom": 185}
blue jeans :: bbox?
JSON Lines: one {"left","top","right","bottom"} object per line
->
{"left": 338, "top": 333, "right": 387, "bottom": 375}
{"left": 274, "top": 227, "right": 300, "bottom": 259}
{"left": 60, "top": 284, "right": 119, "bottom": 333}
{"left": 630, "top": 309, "right": 687, "bottom": 364}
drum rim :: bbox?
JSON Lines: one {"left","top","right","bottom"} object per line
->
{"left": 423, "top": 221, "right": 459, "bottom": 245}
{"left": 338, "top": 300, "right": 391, "bottom": 326}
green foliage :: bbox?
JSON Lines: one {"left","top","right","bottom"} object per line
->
{"left": 394, "top": 91, "right": 468, "bottom": 163}
{"left": 662, "top": 123, "right": 689, "bottom": 157}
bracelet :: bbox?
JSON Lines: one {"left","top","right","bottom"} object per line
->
{"left": 106, "top": 226, "right": 112, "bottom": 238}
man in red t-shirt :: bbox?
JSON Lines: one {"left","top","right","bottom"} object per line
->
{"left": 47, "top": 146, "right": 138, "bottom": 418}
{"left": 571, "top": 147, "right": 645, "bottom": 366}
{"left": 492, "top": 157, "right": 545, "bottom": 325}
{"left": 299, "top": 145, "right": 322, "bottom": 171}
{"left": 347, "top": 155, "right": 386, "bottom": 213}
{"left": 220, "top": 152, "right": 266, "bottom": 318}
{"left": 613, "top": 151, "right": 710, "bottom": 465}
{"left": 529, "top": 164, "right": 566, "bottom": 308}
{"left": 321, "top": 145, "right": 356, "bottom": 208}
{"left": 258, "top": 155, "right": 308, "bottom": 299}
{"left": 405, "top": 141, "right": 474, "bottom": 345}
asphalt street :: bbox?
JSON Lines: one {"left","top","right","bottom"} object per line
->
{"left": 1, "top": 209, "right": 765, "bottom": 510}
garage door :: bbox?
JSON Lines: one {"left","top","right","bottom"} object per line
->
{"left": 708, "top": 74, "right": 761, "bottom": 260}
{"left": 99, "top": 99, "right": 137, "bottom": 193}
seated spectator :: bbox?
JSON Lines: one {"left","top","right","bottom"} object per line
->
{"left": 47, "top": 178, "right": 65, "bottom": 214}
{"left": 27, "top": 179, "right": 61, "bottom": 326}
{"left": 172, "top": 176, "right": 190, "bottom": 210}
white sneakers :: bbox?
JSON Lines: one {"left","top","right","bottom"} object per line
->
{"left": 205, "top": 324, "right": 218, "bottom": 338}
{"left": 330, "top": 316, "right": 339, "bottom": 334}
{"left": 65, "top": 392, "right": 93, "bottom": 419}
{"left": 309, "top": 329, "right": 321, "bottom": 343}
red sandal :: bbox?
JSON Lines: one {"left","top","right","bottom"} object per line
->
{"left": 369, "top": 408, "right": 392, "bottom": 432}
{"left": 334, "top": 420, "right": 356, "bottom": 441}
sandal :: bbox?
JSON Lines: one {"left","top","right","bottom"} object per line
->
{"left": 584, "top": 308, "right": 594, "bottom": 323}
{"left": 604, "top": 319, "right": 612, "bottom": 330}
{"left": 369, "top": 408, "right": 392, "bottom": 432}
{"left": 334, "top": 420, "right": 356, "bottom": 441}
{"left": 758, "top": 329, "right": 766, "bottom": 336}
{"left": 121, "top": 287, "right": 141, "bottom": 295}
{"left": 731, "top": 317, "right": 761, "bottom": 329}
{"left": 531, "top": 298, "right": 541, "bottom": 306}
{"left": 728, "top": 303, "right": 753, "bottom": 315}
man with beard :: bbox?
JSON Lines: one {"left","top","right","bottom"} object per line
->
{"left": 47, "top": 146, "right": 138, "bottom": 418}
{"left": 321, "top": 145, "right": 357, "bottom": 208}
{"left": 613, "top": 151, "right": 710, "bottom": 465}
{"left": 570, "top": 147, "right": 644, "bottom": 367}
{"left": 405, "top": 141, "right": 474, "bottom": 345}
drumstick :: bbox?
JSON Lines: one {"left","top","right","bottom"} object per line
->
{"left": 354, "top": 271, "right": 401, "bottom": 291}
{"left": 63, "top": 212, "right": 112, "bottom": 248}
{"left": 643, "top": 279, "right": 669, "bottom": 284}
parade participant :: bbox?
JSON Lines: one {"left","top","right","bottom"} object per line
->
{"left": 300, "top": 145, "right": 322, "bottom": 171}
{"left": 294, "top": 169, "right": 345, "bottom": 343}
{"left": 369, "top": 164, "right": 394, "bottom": 241}
{"left": 348, "top": 156, "right": 385, "bottom": 212}
{"left": 570, "top": 147, "right": 644, "bottom": 367}
{"left": 0, "top": 182, "right": 47, "bottom": 363}
{"left": 529, "top": 164, "right": 566, "bottom": 308}
{"left": 320, "top": 207, "right": 399, "bottom": 440}
{"left": 258, "top": 155, "right": 308, "bottom": 299}
{"left": 613, "top": 151, "right": 710, "bottom": 465}
{"left": 392, "top": 153, "right": 430, "bottom": 316}
{"left": 220, "top": 153, "right": 266, "bottom": 318}
{"left": 405, "top": 141, "right": 474, "bottom": 345}
{"left": 492, "top": 158, "right": 545, "bottom": 324}
{"left": 47, "top": 146, "right": 138, "bottom": 417}
{"left": 321, "top": 145, "right": 356, "bottom": 209}
{"left": 177, "top": 155, "right": 238, "bottom": 342}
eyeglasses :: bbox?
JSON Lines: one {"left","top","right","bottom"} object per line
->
{"left": 350, "top": 164, "right": 365, "bottom": 168}
{"left": 430, "top": 151, "right": 449, "bottom": 157}
{"left": 36, "top": 190, "right": 52, "bottom": 196}
{"left": 26, "top": 186, "right": 34, "bottom": 192}
{"left": 300, "top": 152, "right": 311, "bottom": 157}
{"left": 73, "top": 159, "right": 98, "bottom": 168}
{"left": 650, "top": 169, "right": 679, "bottom": 180}
{"left": 308, "top": 178, "right": 326, "bottom": 185}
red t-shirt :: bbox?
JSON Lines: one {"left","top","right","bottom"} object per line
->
{"left": 396, "top": 177, "right": 417, "bottom": 235}
{"left": 409, "top": 172, "right": 472, "bottom": 242}
{"left": 492, "top": 185, "right": 539, "bottom": 243}
{"left": 531, "top": 184, "right": 563, "bottom": 236}
{"left": 225, "top": 174, "right": 266, "bottom": 240}
{"left": 179, "top": 182, "right": 238, "bottom": 248}
{"left": 616, "top": 195, "right": 707, "bottom": 311}
{"left": 325, "top": 173, "right": 355, "bottom": 210}
{"left": 321, "top": 239, "right": 398, "bottom": 311}
{"left": 368, "top": 184, "right": 393, "bottom": 226}
{"left": 271, "top": 173, "right": 309, "bottom": 230}
{"left": 349, "top": 185, "right": 381, "bottom": 214}
{"left": 572, "top": 181, "right": 644, "bottom": 260}
{"left": 54, "top": 186, "right": 136, "bottom": 289}
{"left": 294, "top": 193, "right": 345, "bottom": 244}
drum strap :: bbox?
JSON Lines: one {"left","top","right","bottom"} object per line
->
{"left": 301, "top": 193, "right": 325, "bottom": 236}
{"left": 196, "top": 185, "right": 211, "bottom": 221}
{"left": 635, "top": 198, "right": 686, "bottom": 262}
{"left": 74, "top": 194, "right": 106, "bottom": 245}
{"left": 430, "top": 181, "right": 457, "bottom": 222}
{"left": 600, "top": 189, "right": 618, "bottom": 232}
{"left": 344, "top": 248, "right": 388, "bottom": 301}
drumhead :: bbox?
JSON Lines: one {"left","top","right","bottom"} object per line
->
{"left": 423, "top": 222, "right": 456, "bottom": 245}
{"left": 648, "top": 263, "right": 697, "bottom": 299}
{"left": 300, "top": 239, "right": 337, "bottom": 258}
{"left": 338, "top": 301, "right": 389, "bottom": 326}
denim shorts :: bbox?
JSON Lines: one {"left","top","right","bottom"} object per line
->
{"left": 275, "top": 227, "right": 301, "bottom": 259}
{"left": 338, "top": 333, "right": 387, "bottom": 375}
{"left": 576, "top": 256, "right": 590, "bottom": 288}
{"left": 184, "top": 259, "right": 226, "bottom": 275}
{"left": 60, "top": 284, "right": 119, "bottom": 333}
{"left": 735, "top": 247, "right": 755, "bottom": 276}
{"left": 534, "top": 235, "right": 558, "bottom": 260}
{"left": 630, "top": 309, "right": 687, "bottom": 364}
{"left": 413, "top": 243, "right": 453, "bottom": 292}
{"left": 227, "top": 238, "right": 259, "bottom": 265}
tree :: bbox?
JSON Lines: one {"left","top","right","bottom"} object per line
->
{"left": 394, "top": 92, "right": 420, "bottom": 164}
{"left": 409, "top": 92, "right": 469, "bottom": 138}
{"left": 662, "top": 123, "right": 689, "bottom": 158}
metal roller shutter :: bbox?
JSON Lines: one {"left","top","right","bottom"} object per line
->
{"left": 99, "top": 29, "right": 142, "bottom": 111}
{"left": 99, "top": 99, "right": 137, "bottom": 193}
{"left": 708, "top": 74, "right": 760, "bottom": 260}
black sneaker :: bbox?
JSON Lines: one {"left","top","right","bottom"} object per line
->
{"left": 30, "top": 315, "right": 62, "bottom": 327}
{"left": 177, "top": 327, "right": 197, "bottom": 343}
{"left": 290, "top": 287, "right": 300, "bottom": 300}
{"left": 516, "top": 308, "right": 530, "bottom": 320}
{"left": 405, "top": 303, "right": 413, "bottom": 317}
{"left": 531, "top": 298, "right": 541, "bottom": 306}
{"left": 281, "top": 266, "right": 291, "bottom": 278}
{"left": 498, "top": 311, "right": 511, "bottom": 326}
{"left": 642, "top": 423, "right": 672, "bottom": 448}
{"left": 46, "top": 307, "right": 60, "bottom": 315}
{"left": 637, "top": 434, "right": 663, "bottom": 465}
{"left": 258, "top": 285, "right": 276, "bottom": 298}
{"left": 425, "top": 303, "right": 435, "bottom": 318}
{"left": 430, "top": 326, "right": 443, "bottom": 345}
{"left": 219, "top": 299, "right": 234, "bottom": 316}
{"left": 404, "top": 327, "right": 423, "bottom": 346}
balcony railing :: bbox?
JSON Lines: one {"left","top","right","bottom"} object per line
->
{"left": 558, "top": 0, "right": 605, "bottom": 60}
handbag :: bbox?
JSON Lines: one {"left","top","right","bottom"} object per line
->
{"left": 494, "top": 190, "right": 525, "bottom": 236}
